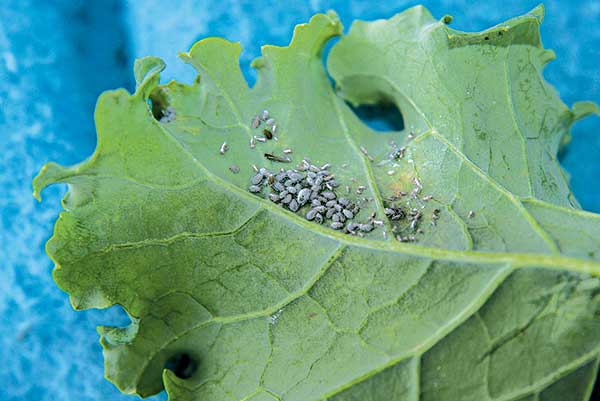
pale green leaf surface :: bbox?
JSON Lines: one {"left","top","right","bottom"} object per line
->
{"left": 33, "top": 6, "right": 600, "bottom": 401}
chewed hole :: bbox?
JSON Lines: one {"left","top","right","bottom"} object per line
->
{"left": 148, "top": 88, "right": 175, "bottom": 122}
{"left": 348, "top": 101, "right": 405, "bottom": 132}
{"left": 164, "top": 353, "right": 197, "bottom": 379}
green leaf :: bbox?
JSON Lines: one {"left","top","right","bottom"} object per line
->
{"left": 33, "top": 6, "right": 600, "bottom": 401}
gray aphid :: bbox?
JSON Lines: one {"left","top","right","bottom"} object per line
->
{"left": 249, "top": 185, "right": 261, "bottom": 193}
{"left": 343, "top": 209, "right": 354, "bottom": 219}
{"left": 338, "top": 198, "right": 349, "bottom": 206}
{"left": 314, "top": 213, "right": 324, "bottom": 224}
{"left": 298, "top": 188, "right": 311, "bottom": 204}
{"left": 287, "top": 186, "right": 297, "bottom": 194}
{"left": 289, "top": 199, "right": 299, "bottom": 212}
{"left": 251, "top": 115, "right": 261, "bottom": 128}
{"left": 282, "top": 194, "right": 292, "bottom": 204}
{"left": 269, "top": 193, "right": 280, "bottom": 202}
{"left": 331, "top": 222, "right": 344, "bottom": 230}
{"left": 322, "top": 191, "right": 336, "bottom": 200}
{"left": 359, "top": 224, "right": 374, "bottom": 232}
{"left": 288, "top": 172, "right": 304, "bottom": 182}
{"left": 311, "top": 198, "right": 321, "bottom": 207}
{"left": 306, "top": 209, "right": 317, "bottom": 221}
{"left": 251, "top": 173, "right": 264, "bottom": 185}
{"left": 278, "top": 190, "right": 288, "bottom": 200}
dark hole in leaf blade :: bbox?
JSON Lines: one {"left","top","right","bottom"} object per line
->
{"left": 164, "top": 353, "right": 197, "bottom": 379}
{"left": 346, "top": 101, "right": 405, "bottom": 133}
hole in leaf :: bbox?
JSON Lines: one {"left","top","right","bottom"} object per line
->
{"left": 164, "top": 353, "right": 197, "bottom": 379}
{"left": 347, "top": 100, "right": 405, "bottom": 132}
{"left": 148, "top": 88, "right": 175, "bottom": 122}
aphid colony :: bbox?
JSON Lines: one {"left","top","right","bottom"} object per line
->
{"left": 248, "top": 162, "right": 376, "bottom": 235}
{"left": 249, "top": 109, "right": 282, "bottom": 149}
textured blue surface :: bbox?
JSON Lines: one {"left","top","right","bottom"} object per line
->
{"left": 1, "top": 1, "right": 598, "bottom": 400}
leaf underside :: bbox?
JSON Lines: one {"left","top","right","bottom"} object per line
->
{"left": 33, "top": 5, "right": 600, "bottom": 401}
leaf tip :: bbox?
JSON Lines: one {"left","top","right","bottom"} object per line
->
{"left": 133, "top": 56, "right": 166, "bottom": 98}
{"left": 529, "top": 3, "right": 546, "bottom": 23}
{"left": 32, "top": 162, "right": 72, "bottom": 202}
{"left": 572, "top": 101, "right": 600, "bottom": 121}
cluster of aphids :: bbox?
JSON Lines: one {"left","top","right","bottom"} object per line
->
{"left": 248, "top": 161, "right": 378, "bottom": 235}
{"left": 249, "top": 109, "right": 283, "bottom": 149}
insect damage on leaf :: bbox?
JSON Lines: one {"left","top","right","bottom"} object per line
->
{"left": 33, "top": 5, "right": 600, "bottom": 401}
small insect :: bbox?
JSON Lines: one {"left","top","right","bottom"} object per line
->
{"left": 255, "top": 136, "right": 266, "bottom": 143}
{"left": 283, "top": 148, "right": 293, "bottom": 154}
{"left": 271, "top": 124, "right": 278, "bottom": 136}
{"left": 408, "top": 131, "right": 415, "bottom": 140}
{"left": 422, "top": 195, "right": 433, "bottom": 201}
{"left": 359, "top": 223, "right": 374, "bottom": 233}
{"left": 306, "top": 209, "right": 317, "bottom": 221}
{"left": 265, "top": 118, "right": 276, "bottom": 126}
{"left": 331, "top": 222, "right": 344, "bottom": 230}
{"left": 360, "top": 145, "right": 369, "bottom": 156}
{"left": 412, "top": 177, "right": 423, "bottom": 189}
{"left": 250, "top": 137, "right": 256, "bottom": 148}
{"left": 251, "top": 164, "right": 259, "bottom": 172}
{"left": 264, "top": 153, "right": 291, "bottom": 163}
{"left": 229, "top": 165, "right": 240, "bottom": 174}
{"left": 356, "top": 185, "right": 366, "bottom": 194}
{"left": 322, "top": 191, "right": 336, "bottom": 200}
{"left": 219, "top": 142, "right": 229, "bottom": 155}
{"left": 263, "top": 129, "right": 273, "bottom": 140}
{"left": 297, "top": 188, "right": 311, "bottom": 204}
{"left": 468, "top": 210, "right": 475, "bottom": 218}
{"left": 251, "top": 115, "right": 261, "bottom": 128}
{"left": 387, "top": 170, "right": 395, "bottom": 175}
{"left": 289, "top": 199, "right": 299, "bottom": 212}
{"left": 261, "top": 110, "right": 269, "bottom": 120}
{"left": 320, "top": 163, "right": 331, "bottom": 170}
{"left": 391, "top": 146, "right": 406, "bottom": 160}
{"left": 251, "top": 173, "right": 263, "bottom": 185}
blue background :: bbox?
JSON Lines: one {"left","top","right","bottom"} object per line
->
{"left": 1, "top": 1, "right": 598, "bottom": 400}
